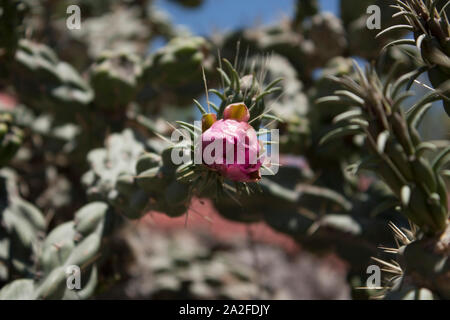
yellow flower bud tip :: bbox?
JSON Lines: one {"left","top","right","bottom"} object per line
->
{"left": 201, "top": 113, "right": 217, "bottom": 132}
{"left": 223, "top": 102, "right": 250, "bottom": 122}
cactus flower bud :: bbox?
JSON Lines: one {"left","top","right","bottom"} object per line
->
{"left": 223, "top": 102, "right": 250, "bottom": 122}
{"left": 201, "top": 113, "right": 217, "bottom": 132}
{"left": 201, "top": 119, "right": 263, "bottom": 182}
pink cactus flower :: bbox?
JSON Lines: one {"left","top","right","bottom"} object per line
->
{"left": 201, "top": 119, "right": 263, "bottom": 182}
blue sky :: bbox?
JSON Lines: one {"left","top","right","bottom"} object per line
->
{"left": 155, "top": 0, "right": 339, "bottom": 36}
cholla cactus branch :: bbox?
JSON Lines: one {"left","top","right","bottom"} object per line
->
{"left": 380, "top": 0, "right": 450, "bottom": 115}
{"left": 320, "top": 64, "right": 449, "bottom": 235}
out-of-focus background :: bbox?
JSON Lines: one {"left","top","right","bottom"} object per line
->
{"left": 1, "top": 0, "right": 449, "bottom": 300}
{"left": 154, "top": 0, "right": 337, "bottom": 37}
